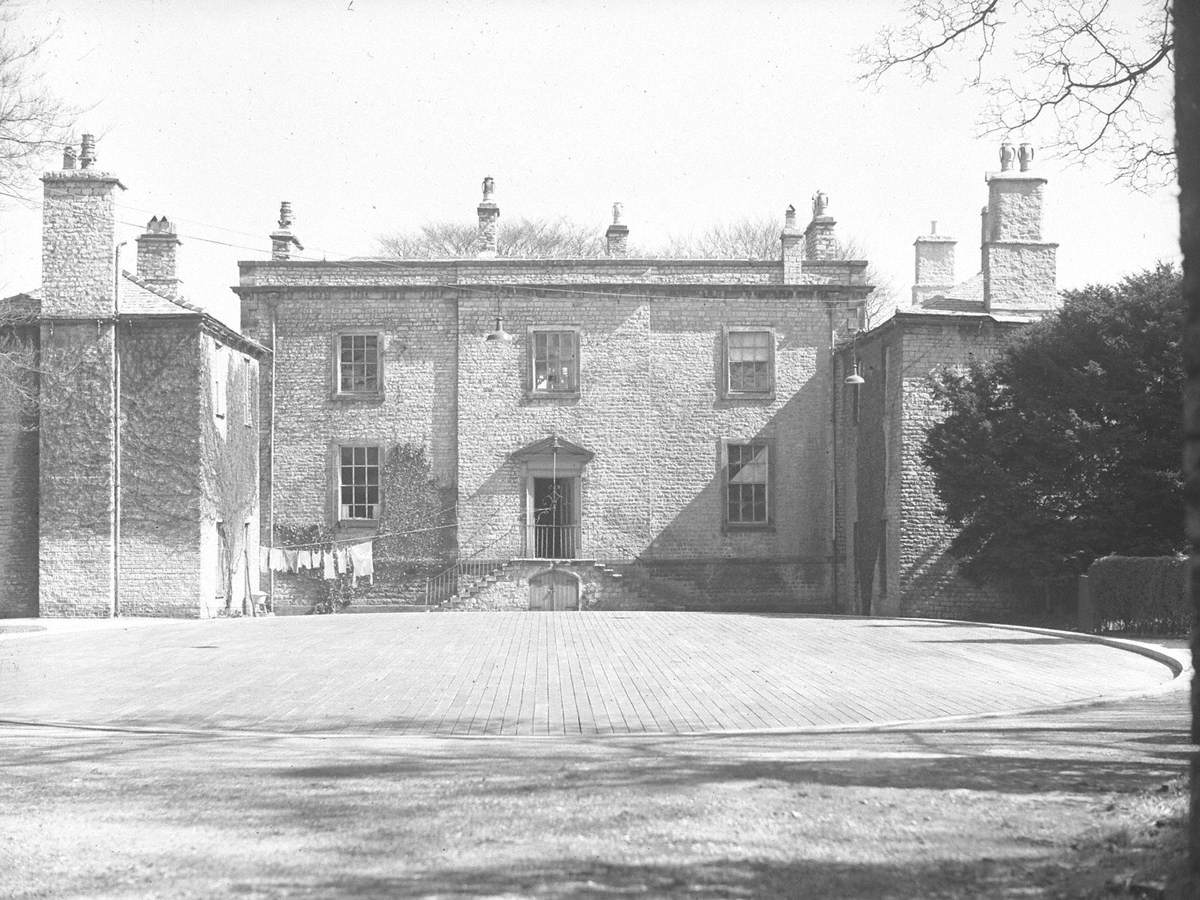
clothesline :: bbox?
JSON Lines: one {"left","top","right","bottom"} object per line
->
{"left": 265, "top": 520, "right": 458, "bottom": 550}
{"left": 262, "top": 541, "right": 376, "bottom": 586}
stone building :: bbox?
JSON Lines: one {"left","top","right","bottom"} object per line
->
{"left": 0, "top": 140, "right": 1057, "bottom": 619}
{"left": 239, "top": 188, "right": 870, "bottom": 612}
{"left": 834, "top": 141, "right": 1059, "bottom": 620}
{"left": 0, "top": 136, "right": 267, "bottom": 618}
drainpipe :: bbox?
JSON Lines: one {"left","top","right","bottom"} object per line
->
{"left": 112, "top": 242, "right": 126, "bottom": 617}
{"left": 268, "top": 306, "right": 277, "bottom": 605}
{"left": 829, "top": 319, "right": 840, "bottom": 614}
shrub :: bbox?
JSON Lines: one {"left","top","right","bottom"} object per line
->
{"left": 1085, "top": 555, "right": 1189, "bottom": 635}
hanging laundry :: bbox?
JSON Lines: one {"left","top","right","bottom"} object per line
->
{"left": 297, "top": 550, "right": 314, "bottom": 570}
{"left": 322, "top": 549, "right": 337, "bottom": 580}
{"left": 259, "top": 547, "right": 270, "bottom": 574}
{"left": 268, "top": 548, "right": 287, "bottom": 572}
{"left": 348, "top": 540, "right": 374, "bottom": 586}
{"left": 336, "top": 546, "right": 351, "bottom": 575}
{"left": 282, "top": 549, "right": 300, "bottom": 573}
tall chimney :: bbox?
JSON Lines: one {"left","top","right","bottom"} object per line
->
{"left": 912, "top": 220, "right": 957, "bottom": 307}
{"left": 38, "top": 133, "right": 126, "bottom": 617}
{"left": 804, "top": 190, "right": 839, "bottom": 261}
{"left": 780, "top": 204, "right": 803, "bottom": 283}
{"left": 476, "top": 176, "right": 499, "bottom": 258}
{"left": 605, "top": 202, "right": 629, "bottom": 257}
{"left": 982, "top": 142, "right": 1058, "bottom": 314}
{"left": 270, "top": 201, "right": 303, "bottom": 261}
{"left": 41, "top": 133, "right": 125, "bottom": 318}
{"left": 135, "top": 216, "right": 181, "bottom": 297}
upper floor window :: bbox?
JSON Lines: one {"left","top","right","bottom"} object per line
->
{"left": 724, "top": 328, "right": 774, "bottom": 398}
{"left": 338, "top": 445, "right": 380, "bottom": 522}
{"left": 530, "top": 328, "right": 579, "bottom": 396}
{"left": 726, "top": 442, "right": 770, "bottom": 526}
{"left": 336, "top": 333, "right": 382, "bottom": 397}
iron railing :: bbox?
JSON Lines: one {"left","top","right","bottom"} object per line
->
{"left": 528, "top": 523, "right": 580, "bottom": 559}
{"left": 424, "top": 558, "right": 507, "bottom": 607}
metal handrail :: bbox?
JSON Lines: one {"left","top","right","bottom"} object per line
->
{"left": 424, "top": 558, "right": 508, "bottom": 607}
{"left": 528, "top": 523, "right": 580, "bottom": 559}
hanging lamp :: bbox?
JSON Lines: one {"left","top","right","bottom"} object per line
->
{"left": 485, "top": 316, "right": 514, "bottom": 343}
{"left": 844, "top": 329, "right": 865, "bottom": 384}
{"left": 484, "top": 291, "right": 514, "bottom": 343}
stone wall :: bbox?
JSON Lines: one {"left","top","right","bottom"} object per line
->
{"left": 117, "top": 320, "right": 203, "bottom": 616}
{"left": 893, "top": 315, "right": 1020, "bottom": 619}
{"left": 0, "top": 323, "right": 39, "bottom": 617}
{"left": 455, "top": 292, "right": 837, "bottom": 595}
{"left": 37, "top": 322, "right": 116, "bottom": 617}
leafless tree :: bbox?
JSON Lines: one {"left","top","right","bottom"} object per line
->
{"left": 379, "top": 217, "right": 605, "bottom": 259}
{"left": 0, "top": 1, "right": 72, "bottom": 201}
{"left": 665, "top": 217, "right": 897, "bottom": 325}
{"left": 860, "top": 0, "right": 1174, "bottom": 189}
{"left": 380, "top": 213, "right": 895, "bottom": 323}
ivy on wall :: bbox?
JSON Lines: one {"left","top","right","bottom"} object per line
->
{"left": 375, "top": 444, "right": 455, "bottom": 570}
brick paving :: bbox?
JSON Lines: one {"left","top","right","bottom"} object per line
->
{"left": 0, "top": 612, "right": 1178, "bottom": 736}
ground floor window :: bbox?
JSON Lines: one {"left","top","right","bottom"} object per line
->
{"left": 339, "top": 445, "right": 380, "bottom": 521}
{"left": 726, "top": 442, "right": 769, "bottom": 525}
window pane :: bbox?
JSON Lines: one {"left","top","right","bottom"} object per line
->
{"left": 727, "top": 444, "right": 768, "bottom": 523}
{"left": 728, "top": 331, "right": 771, "bottom": 393}
{"left": 533, "top": 330, "right": 578, "bottom": 392}
{"left": 339, "top": 445, "right": 381, "bottom": 519}
{"left": 339, "top": 335, "right": 380, "bottom": 393}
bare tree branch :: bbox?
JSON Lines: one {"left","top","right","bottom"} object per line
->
{"left": 0, "top": 0, "right": 73, "bottom": 200}
{"left": 860, "top": 0, "right": 1174, "bottom": 189}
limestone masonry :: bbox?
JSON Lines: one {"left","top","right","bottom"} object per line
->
{"left": 0, "top": 140, "right": 1058, "bottom": 618}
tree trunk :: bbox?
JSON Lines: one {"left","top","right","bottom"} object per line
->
{"left": 1174, "top": 0, "right": 1200, "bottom": 877}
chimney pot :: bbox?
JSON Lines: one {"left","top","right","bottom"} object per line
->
{"left": 1000, "top": 142, "right": 1015, "bottom": 172}
{"left": 62, "top": 144, "right": 76, "bottom": 170}
{"left": 605, "top": 202, "right": 629, "bottom": 258}
{"left": 270, "top": 200, "right": 303, "bottom": 260}
{"left": 1018, "top": 142, "right": 1034, "bottom": 172}
{"left": 79, "top": 134, "right": 96, "bottom": 169}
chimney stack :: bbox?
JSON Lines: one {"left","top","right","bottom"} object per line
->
{"left": 981, "top": 142, "right": 1058, "bottom": 314}
{"left": 605, "top": 202, "right": 629, "bottom": 257}
{"left": 270, "top": 201, "right": 303, "bottom": 261}
{"left": 41, "top": 133, "right": 125, "bottom": 318}
{"left": 780, "top": 204, "right": 803, "bottom": 283}
{"left": 476, "top": 176, "right": 499, "bottom": 258}
{"left": 804, "top": 190, "right": 839, "bottom": 261}
{"left": 79, "top": 133, "right": 97, "bottom": 169}
{"left": 912, "top": 220, "right": 957, "bottom": 307}
{"left": 136, "top": 216, "right": 182, "bottom": 297}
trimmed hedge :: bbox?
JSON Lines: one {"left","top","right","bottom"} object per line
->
{"left": 1085, "top": 554, "right": 1190, "bottom": 635}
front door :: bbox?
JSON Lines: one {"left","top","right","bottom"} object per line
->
{"left": 532, "top": 476, "right": 577, "bottom": 558}
{"left": 529, "top": 569, "right": 580, "bottom": 610}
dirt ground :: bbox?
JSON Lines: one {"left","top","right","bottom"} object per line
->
{"left": 1, "top": 689, "right": 1192, "bottom": 899}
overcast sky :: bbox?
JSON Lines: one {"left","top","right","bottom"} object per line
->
{"left": 0, "top": 0, "right": 1179, "bottom": 327}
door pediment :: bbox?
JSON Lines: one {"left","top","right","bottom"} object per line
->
{"left": 510, "top": 434, "right": 594, "bottom": 467}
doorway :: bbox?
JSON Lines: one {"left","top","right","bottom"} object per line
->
{"left": 532, "top": 477, "right": 577, "bottom": 559}
{"left": 529, "top": 568, "right": 580, "bottom": 610}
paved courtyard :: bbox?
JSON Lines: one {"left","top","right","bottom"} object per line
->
{"left": 0, "top": 612, "right": 1178, "bottom": 735}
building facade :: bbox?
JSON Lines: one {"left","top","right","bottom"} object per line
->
{"left": 834, "top": 141, "right": 1059, "bottom": 620}
{"left": 0, "top": 136, "right": 266, "bottom": 619}
{"left": 240, "top": 192, "right": 869, "bottom": 612}
{"left": 0, "top": 141, "right": 1058, "bottom": 619}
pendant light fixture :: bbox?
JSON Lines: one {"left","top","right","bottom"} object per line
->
{"left": 844, "top": 329, "right": 865, "bottom": 384}
{"left": 484, "top": 291, "right": 514, "bottom": 343}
